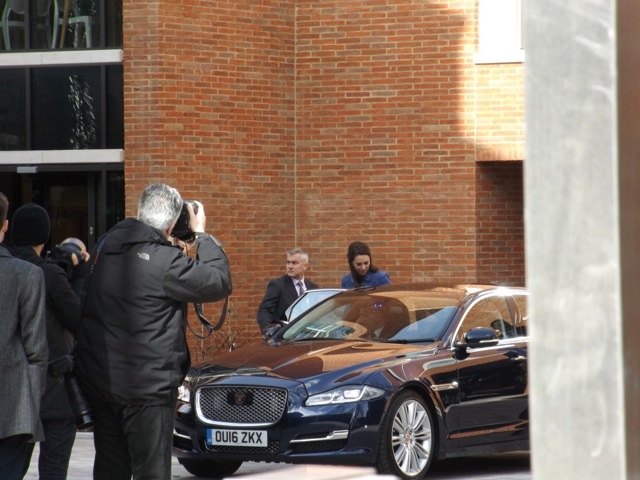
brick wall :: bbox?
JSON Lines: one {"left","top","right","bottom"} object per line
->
{"left": 123, "top": 0, "right": 525, "bottom": 359}
{"left": 475, "top": 64, "right": 525, "bottom": 160}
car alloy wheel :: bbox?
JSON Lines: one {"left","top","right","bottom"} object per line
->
{"left": 377, "top": 390, "right": 434, "bottom": 479}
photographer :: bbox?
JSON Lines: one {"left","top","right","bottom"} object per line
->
{"left": 9, "top": 203, "right": 82, "bottom": 479}
{"left": 47, "top": 237, "right": 91, "bottom": 298}
{"left": 75, "top": 184, "right": 232, "bottom": 480}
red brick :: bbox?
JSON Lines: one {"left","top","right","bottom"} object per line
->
{"left": 123, "top": 0, "right": 524, "bottom": 359}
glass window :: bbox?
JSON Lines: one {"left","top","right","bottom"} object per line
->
{"left": 457, "top": 295, "right": 514, "bottom": 343}
{"left": 512, "top": 294, "right": 528, "bottom": 337}
{"left": 0, "top": 64, "right": 123, "bottom": 150}
{"left": 104, "top": 169, "right": 124, "bottom": 229}
{"left": 32, "top": 65, "right": 102, "bottom": 149}
{"left": 0, "top": 0, "right": 122, "bottom": 51}
{"left": 476, "top": 0, "right": 524, "bottom": 63}
{"left": 105, "top": 64, "right": 123, "bottom": 148}
{"left": 0, "top": 68, "right": 26, "bottom": 150}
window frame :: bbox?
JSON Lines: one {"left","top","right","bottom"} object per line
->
{"left": 454, "top": 294, "right": 514, "bottom": 344}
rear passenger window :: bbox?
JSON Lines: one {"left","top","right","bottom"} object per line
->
{"left": 457, "top": 296, "right": 515, "bottom": 343}
{"left": 512, "top": 294, "right": 528, "bottom": 337}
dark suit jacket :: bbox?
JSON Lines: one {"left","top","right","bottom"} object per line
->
{"left": 256, "top": 275, "right": 318, "bottom": 331}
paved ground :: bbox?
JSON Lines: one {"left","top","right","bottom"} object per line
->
{"left": 25, "top": 432, "right": 532, "bottom": 479}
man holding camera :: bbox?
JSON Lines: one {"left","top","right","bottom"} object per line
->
{"left": 75, "top": 183, "right": 232, "bottom": 480}
{"left": 9, "top": 202, "right": 83, "bottom": 479}
{"left": 47, "top": 237, "right": 91, "bottom": 296}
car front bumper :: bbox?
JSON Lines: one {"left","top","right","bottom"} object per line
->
{"left": 172, "top": 393, "right": 388, "bottom": 466}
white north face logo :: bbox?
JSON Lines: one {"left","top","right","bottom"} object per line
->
{"left": 137, "top": 252, "right": 150, "bottom": 261}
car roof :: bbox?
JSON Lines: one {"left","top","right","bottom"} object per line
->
{"left": 344, "top": 282, "right": 526, "bottom": 296}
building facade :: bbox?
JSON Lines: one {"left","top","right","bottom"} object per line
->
{"left": 0, "top": 0, "right": 524, "bottom": 358}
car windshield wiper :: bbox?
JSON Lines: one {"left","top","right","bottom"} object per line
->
{"left": 285, "top": 337, "right": 345, "bottom": 343}
{"left": 378, "top": 338, "right": 436, "bottom": 344}
{"left": 285, "top": 337, "right": 370, "bottom": 343}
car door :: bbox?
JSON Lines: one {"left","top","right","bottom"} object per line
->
{"left": 448, "top": 292, "right": 528, "bottom": 446}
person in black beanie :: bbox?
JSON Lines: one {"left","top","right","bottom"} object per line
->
{"left": 10, "top": 203, "right": 83, "bottom": 480}
{"left": 10, "top": 203, "right": 51, "bottom": 248}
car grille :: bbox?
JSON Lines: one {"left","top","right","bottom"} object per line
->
{"left": 205, "top": 441, "right": 280, "bottom": 455}
{"left": 196, "top": 386, "right": 288, "bottom": 426}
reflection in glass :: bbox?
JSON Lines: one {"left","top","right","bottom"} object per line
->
{"left": 26, "top": 65, "right": 123, "bottom": 150}
{"left": 1, "top": 0, "right": 28, "bottom": 50}
{"left": 283, "top": 292, "right": 462, "bottom": 343}
{"left": 0, "top": 0, "right": 122, "bottom": 51}
{"left": 0, "top": 68, "right": 26, "bottom": 150}
{"left": 32, "top": 67, "right": 99, "bottom": 149}
{"left": 52, "top": 0, "right": 93, "bottom": 49}
{"left": 68, "top": 73, "right": 97, "bottom": 148}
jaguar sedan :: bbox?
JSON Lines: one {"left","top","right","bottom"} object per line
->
{"left": 173, "top": 283, "right": 529, "bottom": 479}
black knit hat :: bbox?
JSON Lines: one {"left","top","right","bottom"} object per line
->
{"left": 11, "top": 203, "right": 51, "bottom": 247}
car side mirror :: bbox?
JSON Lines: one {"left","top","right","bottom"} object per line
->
{"left": 455, "top": 327, "right": 500, "bottom": 352}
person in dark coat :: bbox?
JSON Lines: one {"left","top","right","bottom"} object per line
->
{"left": 0, "top": 193, "right": 48, "bottom": 480}
{"left": 256, "top": 247, "right": 318, "bottom": 337}
{"left": 75, "top": 183, "right": 232, "bottom": 480}
{"left": 10, "top": 202, "right": 83, "bottom": 480}
{"left": 46, "top": 237, "right": 92, "bottom": 298}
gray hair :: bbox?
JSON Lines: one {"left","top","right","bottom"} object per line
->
{"left": 137, "top": 184, "right": 183, "bottom": 232}
{"left": 287, "top": 247, "right": 309, "bottom": 264}
{"left": 61, "top": 237, "right": 87, "bottom": 251}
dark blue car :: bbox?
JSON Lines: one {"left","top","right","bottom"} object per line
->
{"left": 173, "top": 283, "right": 529, "bottom": 479}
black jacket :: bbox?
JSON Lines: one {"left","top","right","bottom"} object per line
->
{"left": 12, "top": 246, "right": 82, "bottom": 420}
{"left": 256, "top": 275, "right": 318, "bottom": 331}
{"left": 76, "top": 218, "right": 232, "bottom": 405}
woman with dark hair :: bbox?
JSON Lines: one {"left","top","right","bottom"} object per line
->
{"left": 341, "top": 241, "right": 391, "bottom": 288}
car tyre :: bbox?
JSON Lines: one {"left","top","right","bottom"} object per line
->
{"left": 376, "top": 390, "right": 435, "bottom": 480}
{"left": 178, "top": 458, "right": 242, "bottom": 478}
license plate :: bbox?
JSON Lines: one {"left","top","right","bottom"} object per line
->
{"left": 207, "top": 429, "right": 267, "bottom": 447}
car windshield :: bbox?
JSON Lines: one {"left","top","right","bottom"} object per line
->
{"left": 284, "top": 289, "right": 344, "bottom": 323}
{"left": 281, "top": 290, "right": 462, "bottom": 343}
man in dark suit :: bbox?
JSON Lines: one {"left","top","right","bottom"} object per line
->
{"left": 257, "top": 247, "right": 318, "bottom": 337}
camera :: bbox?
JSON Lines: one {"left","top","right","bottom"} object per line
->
{"left": 170, "top": 200, "right": 199, "bottom": 242}
{"left": 49, "top": 355, "right": 95, "bottom": 430}
{"left": 46, "top": 243, "right": 84, "bottom": 278}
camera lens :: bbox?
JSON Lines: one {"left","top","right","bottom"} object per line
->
{"left": 64, "top": 373, "right": 95, "bottom": 429}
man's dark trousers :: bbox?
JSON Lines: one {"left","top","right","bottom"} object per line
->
{"left": 0, "top": 435, "right": 35, "bottom": 480}
{"left": 38, "top": 418, "right": 77, "bottom": 479}
{"left": 91, "top": 396, "right": 177, "bottom": 480}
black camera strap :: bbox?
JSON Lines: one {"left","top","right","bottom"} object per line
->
{"left": 187, "top": 298, "right": 228, "bottom": 339}
{"left": 186, "top": 233, "right": 230, "bottom": 339}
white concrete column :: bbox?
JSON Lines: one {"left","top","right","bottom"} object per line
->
{"left": 525, "top": 0, "right": 640, "bottom": 478}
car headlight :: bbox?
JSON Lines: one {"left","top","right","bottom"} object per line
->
{"left": 305, "top": 385, "right": 385, "bottom": 406}
{"left": 178, "top": 384, "right": 191, "bottom": 403}
{"left": 178, "top": 374, "right": 194, "bottom": 403}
